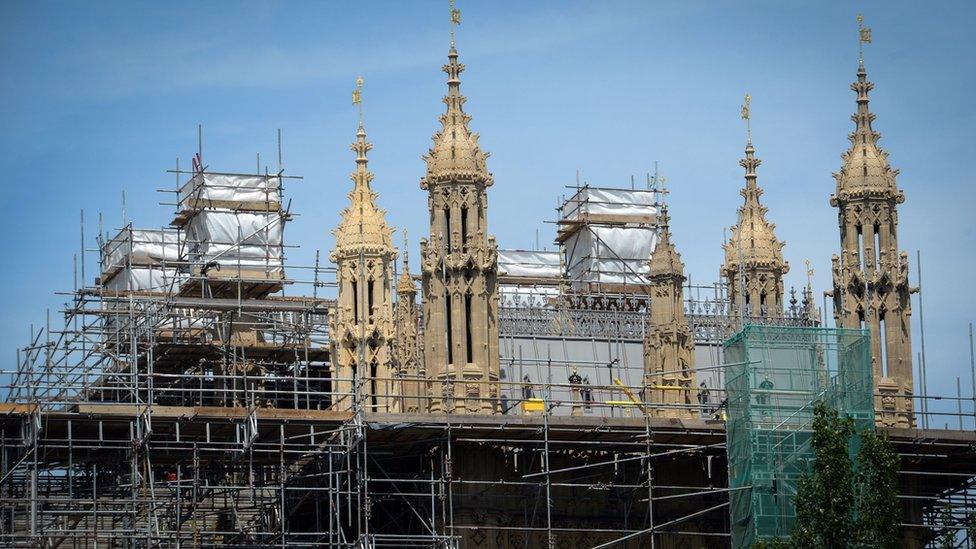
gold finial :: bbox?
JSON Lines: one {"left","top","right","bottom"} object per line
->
{"left": 804, "top": 259, "right": 814, "bottom": 288}
{"left": 740, "top": 93, "right": 752, "bottom": 144}
{"left": 857, "top": 13, "right": 872, "bottom": 63}
{"left": 352, "top": 76, "right": 364, "bottom": 123}
{"left": 400, "top": 228, "right": 410, "bottom": 270}
{"left": 449, "top": 0, "right": 461, "bottom": 46}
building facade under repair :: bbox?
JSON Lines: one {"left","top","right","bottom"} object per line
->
{"left": 1, "top": 14, "right": 974, "bottom": 549}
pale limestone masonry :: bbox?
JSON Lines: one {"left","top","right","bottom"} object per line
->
{"left": 393, "top": 238, "right": 424, "bottom": 413}
{"left": 330, "top": 122, "right": 398, "bottom": 412}
{"left": 418, "top": 43, "right": 500, "bottom": 414}
{"left": 721, "top": 138, "right": 789, "bottom": 317}
{"left": 644, "top": 206, "right": 697, "bottom": 418}
{"left": 829, "top": 61, "right": 915, "bottom": 428}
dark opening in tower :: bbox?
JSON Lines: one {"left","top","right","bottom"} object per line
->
{"left": 461, "top": 206, "right": 468, "bottom": 252}
{"left": 465, "top": 293, "right": 473, "bottom": 364}
{"left": 445, "top": 292, "right": 454, "bottom": 366}
{"left": 352, "top": 280, "right": 359, "bottom": 323}
{"left": 879, "top": 310, "right": 889, "bottom": 378}
{"left": 367, "top": 280, "right": 375, "bottom": 321}
{"left": 445, "top": 207, "right": 452, "bottom": 253}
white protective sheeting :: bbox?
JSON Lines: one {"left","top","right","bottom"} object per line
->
{"left": 185, "top": 211, "right": 284, "bottom": 269}
{"left": 178, "top": 173, "right": 282, "bottom": 208}
{"left": 565, "top": 226, "right": 658, "bottom": 285}
{"left": 497, "top": 249, "right": 561, "bottom": 279}
{"left": 564, "top": 188, "right": 658, "bottom": 220}
{"left": 102, "top": 267, "right": 184, "bottom": 293}
{"left": 102, "top": 228, "right": 182, "bottom": 273}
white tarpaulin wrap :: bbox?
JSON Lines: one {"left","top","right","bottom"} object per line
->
{"left": 178, "top": 173, "right": 282, "bottom": 208}
{"left": 564, "top": 188, "right": 658, "bottom": 220}
{"left": 185, "top": 211, "right": 284, "bottom": 269}
{"left": 565, "top": 226, "right": 658, "bottom": 285}
{"left": 103, "top": 229, "right": 182, "bottom": 273}
{"left": 102, "top": 267, "right": 184, "bottom": 293}
{"left": 498, "top": 249, "right": 561, "bottom": 279}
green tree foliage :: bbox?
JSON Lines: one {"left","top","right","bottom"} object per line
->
{"left": 755, "top": 401, "right": 902, "bottom": 549}
{"left": 934, "top": 505, "right": 956, "bottom": 548}
{"left": 790, "top": 402, "right": 855, "bottom": 548}
{"left": 853, "top": 428, "right": 900, "bottom": 548}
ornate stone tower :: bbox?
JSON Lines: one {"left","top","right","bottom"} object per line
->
{"left": 644, "top": 206, "right": 697, "bottom": 418}
{"left": 721, "top": 119, "right": 789, "bottom": 318}
{"left": 419, "top": 40, "right": 500, "bottom": 414}
{"left": 394, "top": 233, "right": 424, "bottom": 413}
{"left": 330, "top": 121, "right": 398, "bottom": 412}
{"left": 829, "top": 59, "right": 914, "bottom": 427}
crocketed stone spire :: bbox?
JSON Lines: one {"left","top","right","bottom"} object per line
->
{"left": 396, "top": 237, "right": 417, "bottom": 294}
{"left": 721, "top": 138, "right": 789, "bottom": 317}
{"left": 833, "top": 62, "right": 903, "bottom": 200}
{"left": 419, "top": 40, "right": 500, "bottom": 414}
{"left": 330, "top": 121, "right": 398, "bottom": 413}
{"left": 829, "top": 61, "right": 915, "bottom": 428}
{"left": 333, "top": 123, "right": 396, "bottom": 255}
{"left": 649, "top": 206, "right": 684, "bottom": 278}
{"left": 393, "top": 232, "right": 423, "bottom": 413}
{"left": 421, "top": 45, "right": 492, "bottom": 188}
{"left": 644, "top": 206, "right": 697, "bottom": 418}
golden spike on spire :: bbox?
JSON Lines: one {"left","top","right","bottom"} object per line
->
{"left": 741, "top": 93, "right": 752, "bottom": 144}
{"left": 450, "top": 0, "right": 461, "bottom": 47}
{"left": 804, "top": 259, "right": 815, "bottom": 288}
{"left": 857, "top": 13, "right": 872, "bottom": 64}
{"left": 397, "top": 228, "right": 415, "bottom": 292}
{"left": 352, "top": 76, "right": 365, "bottom": 124}
{"left": 402, "top": 228, "right": 409, "bottom": 268}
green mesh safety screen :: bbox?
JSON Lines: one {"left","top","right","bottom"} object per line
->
{"left": 724, "top": 325, "right": 873, "bottom": 547}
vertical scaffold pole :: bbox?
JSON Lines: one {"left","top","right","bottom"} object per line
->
{"left": 543, "top": 348, "right": 554, "bottom": 549}
{"left": 644, "top": 350, "right": 656, "bottom": 549}
{"left": 917, "top": 250, "right": 929, "bottom": 429}
{"left": 969, "top": 322, "right": 975, "bottom": 430}
{"left": 957, "top": 377, "right": 963, "bottom": 430}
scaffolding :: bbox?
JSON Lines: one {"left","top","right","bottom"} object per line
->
{"left": 556, "top": 185, "right": 660, "bottom": 293}
{"left": 724, "top": 325, "right": 875, "bottom": 547}
{"left": 0, "top": 162, "right": 973, "bottom": 548}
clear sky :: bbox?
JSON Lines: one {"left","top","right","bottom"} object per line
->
{"left": 2, "top": 1, "right": 974, "bottom": 420}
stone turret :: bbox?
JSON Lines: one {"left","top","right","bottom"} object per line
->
{"left": 418, "top": 41, "right": 500, "bottom": 414}
{"left": 644, "top": 206, "right": 697, "bottom": 418}
{"left": 330, "top": 122, "right": 398, "bottom": 412}
{"left": 829, "top": 60, "right": 915, "bottom": 427}
{"left": 721, "top": 136, "right": 789, "bottom": 317}
{"left": 394, "top": 233, "right": 424, "bottom": 413}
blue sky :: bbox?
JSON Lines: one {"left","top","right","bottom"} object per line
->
{"left": 2, "top": 1, "right": 974, "bottom": 420}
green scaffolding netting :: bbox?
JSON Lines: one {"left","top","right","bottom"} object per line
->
{"left": 724, "top": 325, "right": 874, "bottom": 548}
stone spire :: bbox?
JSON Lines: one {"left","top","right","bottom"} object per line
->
{"left": 333, "top": 123, "right": 395, "bottom": 255}
{"left": 648, "top": 206, "right": 684, "bottom": 279}
{"left": 833, "top": 63, "right": 903, "bottom": 201}
{"left": 397, "top": 232, "right": 416, "bottom": 294}
{"left": 419, "top": 37, "right": 500, "bottom": 414}
{"left": 721, "top": 132, "right": 789, "bottom": 317}
{"left": 394, "top": 230, "right": 424, "bottom": 413}
{"left": 829, "top": 59, "right": 915, "bottom": 427}
{"left": 421, "top": 44, "right": 492, "bottom": 188}
{"left": 330, "top": 120, "right": 398, "bottom": 412}
{"left": 644, "top": 206, "right": 697, "bottom": 418}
